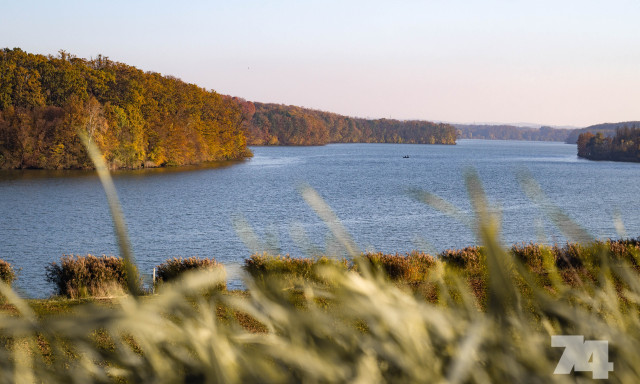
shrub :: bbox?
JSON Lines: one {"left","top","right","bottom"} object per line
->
{"left": 510, "top": 242, "right": 546, "bottom": 270}
{"left": 357, "top": 251, "right": 436, "bottom": 282}
{"left": 244, "top": 253, "right": 349, "bottom": 283}
{"left": 438, "top": 246, "right": 484, "bottom": 269}
{"left": 45, "top": 255, "right": 128, "bottom": 298}
{"left": 603, "top": 238, "right": 640, "bottom": 268}
{"left": 0, "top": 259, "right": 16, "bottom": 285}
{"left": 155, "top": 257, "right": 226, "bottom": 289}
{"left": 552, "top": 242, "right": 586, "bottom": 269}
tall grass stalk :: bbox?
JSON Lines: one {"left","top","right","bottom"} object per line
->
{"left": 300, "top": 184, "right": 359, "bottom": 258}
{"left": 79, "top": 132, "right": 141, "bottom": 297}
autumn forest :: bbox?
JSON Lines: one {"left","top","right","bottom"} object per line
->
{"left": 577, "top": 125, "right": 640, "bottom": 162}
{"left": 247, "top": 103, "right": 457, "bottom": 146}
{"left": 0, "top": 48, "right": 256, "bottom": 170}
{"left": 0, "top": 48, "right": 457, "bottom": 170}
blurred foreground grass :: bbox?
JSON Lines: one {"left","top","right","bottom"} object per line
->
{"left": 2, "top": 235, "right": 640, "bottom": 382}
{"left": 0, "top": 138, "right": 638, "bottom": 382}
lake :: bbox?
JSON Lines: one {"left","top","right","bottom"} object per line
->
{"left": 1, "top": 140, "right": 639, "bottom": 298}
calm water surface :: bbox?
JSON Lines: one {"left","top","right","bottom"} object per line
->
{"left": 1, "top": 140, "right": 639, "bottom": 297}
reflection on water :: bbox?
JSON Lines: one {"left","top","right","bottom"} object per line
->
{"left": 1, "top": 140, "right": 639, "bottom": 298}
{"left": 0, "top": 159, "right": 246, "bottom": 182}
{"left": 0, "top": 168, "right": 97, "bottom": 181}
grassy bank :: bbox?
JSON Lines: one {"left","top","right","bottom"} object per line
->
{"left": 0, "top": 238, "right": 638, "bottom": 382}
{"left": 3, "top": 238, "right": 638, "bottom": 302}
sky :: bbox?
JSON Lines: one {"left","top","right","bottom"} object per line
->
{"left": 1, "top": 0, "right": 639, "bottom": 127}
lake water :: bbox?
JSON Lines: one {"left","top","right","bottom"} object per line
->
{"left": 1, "top": 140, "right": 639, "bottom": 298}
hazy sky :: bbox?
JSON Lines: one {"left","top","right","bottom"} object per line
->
{"left": 2, "top": 0, "right": 639, "bottom": 127}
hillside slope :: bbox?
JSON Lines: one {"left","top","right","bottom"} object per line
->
{"left": 0, "top": 48, "right": 251, "bottom": 170}
{"left": 247, "top": 102, "right": 457, "bottom": 146}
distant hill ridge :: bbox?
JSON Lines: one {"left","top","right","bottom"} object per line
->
{"left": 0, "top": 48, "right": 456, "bottom": 170}
{"left": 1, "top": 48, "right": 637, "bottom": 167}
{"left": 453, "top": 122, "right": 640, "bottom": 143}
{"left": 246, "top": 102, "right": 457, "bottom": 146}
{"left": 454, "top": 124, "right": 570, "bottom": 142}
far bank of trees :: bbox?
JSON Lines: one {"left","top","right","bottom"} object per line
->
{"left": 246, "top": 103, "right": 457, "bottom": 146}
{"left": 455, "top": 124, "right": 570, "bottom": 141}
{"left": 566, "top": 121, "right": 640, "bottom": 144}
{"left": 0, "top": 48, "right": 251, "bottom": 170}
{"left": 577, "top": 126, "right": 640, "bottom": 162}
{"left": 0, "top": 48, "right": 457, "bottom": 170}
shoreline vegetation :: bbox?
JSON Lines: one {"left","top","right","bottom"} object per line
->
{"left": 4, "top": 47, "right": 638, "bottom": 172}
{"left": 0, "top": 238, "right": 637, "bottom": 299}
{"left": 455, "top": 124, "right": 570, "bottom": 141}
{"left": 577, "top": 126, "right": 640, "bottom": 163}
{"left": 0, "top": 48, "right": 458, "bottom": 171}
{"left": 3, "top": 47, "right": 640, "bottom": 174}
{"left": 0, "top": 48, "right": 252, "bottom": 170}
{"left": 565, "top": 121, "right": 640, "bottom": 144}
{"left": 247, "top": 102, "right": 457, "bottom": 146}
{"left": 1, "top": 237, "right": 640, "bottom": 381}
{"left": 455, "top": 121, "right": 640, "bottom": 143}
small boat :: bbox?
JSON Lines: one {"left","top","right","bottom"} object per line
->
{"left": 402, "top": 155, "right": 410, "bottom": 158}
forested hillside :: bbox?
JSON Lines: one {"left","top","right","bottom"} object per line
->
{"left": 577, "top": 126, "right": 640, "bottom": 162}
{"left": 0, "top": 48, "right": 251, "bottom": 170}
{"left": 565, "top": 121, "right": 640, "bottom": 144}
{"left": 455, "top": 124, "right": 570, "bottom": 141}
{"left": 247, "top": 103, "right": 457, "bottom": 146}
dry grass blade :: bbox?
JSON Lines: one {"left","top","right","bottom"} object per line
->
{"left": 289, "top": 222, "right": 323, "bottom": 257}
{"left": 79, "top": 132, "right": 141, "bottom": 297}
{"left": 232, "top": 214, "right": 265, "bottom": 254}
{"left": 464, "top": 170, "right": 520, "bottom": 320}
{"left": 0, "top": 281, "right": 36, "bottom": 322}
{"left": 408, "top": 188, "right": 473, "bottom": 228}
{"left": 614, "top": 209, "right": 628, "bottom": 238}
{"left": 517, "top": 170, "right": 592, "bottom": 244}
{"left": 446, "top": 318, "right": 488, "bottom": 383}
{"left": 299, "top": 184, "right": 359, "bottom": 258}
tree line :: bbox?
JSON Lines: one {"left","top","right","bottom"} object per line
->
{"left": 565, "top": 121, "right": 640, "bottom": 144}
{"left": 0, "top": 48, "right": 251, "bottom": 170}
{"left": 577, "top": 125, "right": 640, "bottom": 162}
{"left": 455, "top": 124, "right": 570, "bottom": 141}
{"left": 1, "top": 48, "right": 470, "bottom": 171}
{"left": 246, "top": 103, "right": 457, "bottom": 146}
